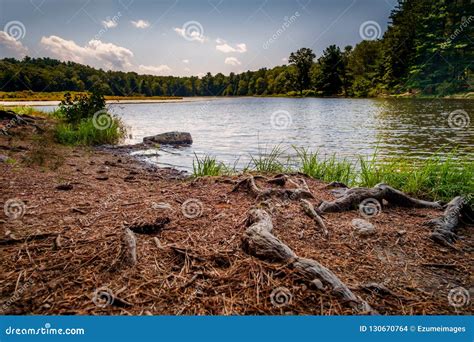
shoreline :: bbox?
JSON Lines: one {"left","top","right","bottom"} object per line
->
{"left": 0, "top": 122, "right": 472, "bottom": 315}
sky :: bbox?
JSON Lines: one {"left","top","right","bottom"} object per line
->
{"left": 0, "top": 0, "right": 397, "bottom": 77}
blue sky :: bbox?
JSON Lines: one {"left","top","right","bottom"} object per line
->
{"left": 0, "top": 0, "right": 396, "bottom": 76}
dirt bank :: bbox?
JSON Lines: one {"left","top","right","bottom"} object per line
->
{"left": 0, "top": 123, "right": 472, "bottom": 315}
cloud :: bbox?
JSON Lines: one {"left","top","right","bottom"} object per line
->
{"left": 224, "top": 57, "right": 241, "bottom": 66}
{"left": 0, "top": 31, "right": 28, "bottom": 57}
{"left": 41, "top": 35, "right": 133, "bottom": 70}
{"left": 184, "top": 67, "right": 191, "bottom": 72}
{"left": 182, "top": 59, "right": 190, "bottom": 64}
{"left": 131, "top": 20, "right": 150, "bottom": 29}
{"left": 138, "top": 64, "right": 171, "bottom": 75}
{"left": 102, "top": 18, "right": 118, "bottom": 28}
{"left": 216, "top": 39, "right": 246, "bottom": 53}
{"left": 173, "top": 27, "right": 207, "bottom": 43}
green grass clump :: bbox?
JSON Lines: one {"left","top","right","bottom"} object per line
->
{"left": 192, "top": 154, "right": 226, "bottom": 177}
{"left": 295, "top": 147, "right": 356, "bottom": 185}
{"left": 54, "top": 116, "right": 126, "bottom": 146}
{"left": 248, "top": 145, "right": 289, "bottom": 173}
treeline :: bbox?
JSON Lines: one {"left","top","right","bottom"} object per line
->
{"left": 0, "top": 0, "right": 472, "bottom": 97}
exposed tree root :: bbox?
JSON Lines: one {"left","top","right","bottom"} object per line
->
{"left": 113, "top": 228, "right": 137, "bottom": 269}
{"left": 425, "top": 196, "right": 473, "bottom": 247}
{"left": 319, "top": 183, "right": 442, "bottom": 213}
{"left": 300, "top": 199, "right": 329, "bottom": 237}
{"left": 232, "top": 175, "right": 314, "bottom": 201}
{"left": 242, "top": 208, "right": 376, "bottom": 314}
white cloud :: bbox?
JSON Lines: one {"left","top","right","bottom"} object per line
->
{"left": 173, "top": 27, "right": 207, "bottom": 43}
{"left": 216, "top": 39, "right": 246, "bottom": 53}
{"left": 0, "top": 31, "right": 28, "bottom": 57}
{"left": 184, "top": 67, "right": 191, "bottom": 72}
{"left": 138, "top": 64, "right": 172, "bottom": 75}
{"left": 41, "top": 35, "right": 133, "bottom": 70}
{"left": 282, "top": 57, "right": 288, "bottom": 63}
{"left": 182, "top": 59, "right": 190, "bottom": 64}
{"left": 131, "top": 20, "right": 150, "bottom": 29}
{"left": 224, "top": 57, "right": 241, "bottom": 66}
{"left": 102, "top": 18, "right": 118, "bottom": 28}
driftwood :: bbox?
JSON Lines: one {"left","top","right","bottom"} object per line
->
{"left": 300, "top": 199, "right": 328, "bottom": 237}
{"left": 242, "top": 208, "right": 376, "bottom": 314}
{"left": 319, "top": 183, "right": 442, "bottom": 213}
{"left": 232, "top": 176, "right": 314, "bottom": 201}
{"left": 425, "top": 196, "right": 473, "bottom": 247}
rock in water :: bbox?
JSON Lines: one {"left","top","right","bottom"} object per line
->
{"left": 143, "top": 131, "right": 192, "bottom": 145}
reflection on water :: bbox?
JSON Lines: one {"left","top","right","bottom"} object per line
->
{"left": 37, "top": 97, "right": 474, "bottom": 171}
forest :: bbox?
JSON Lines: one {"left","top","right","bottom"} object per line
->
{"left": 0, "top": 0, "right": 472, "bottom": 97}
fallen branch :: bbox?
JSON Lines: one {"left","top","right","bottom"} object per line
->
{"left": 425, "top": 196, "right": 473, "bottom": 247}
{"left": 300, "top": 199, "right": 328, "bottom": 237}
{"left": 242, "top": 208, "right": 376, "bottom": 314}
{"left": 319, "top": 183, "right": 442, "bottom": 213}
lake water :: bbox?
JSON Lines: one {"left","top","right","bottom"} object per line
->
{"left": 39, "top": 97, "right": 474, "bottom": 171}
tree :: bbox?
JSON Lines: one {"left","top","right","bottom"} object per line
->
{"left": 288, "top": 47, "right": 316, "bottom": 95}
{"left": 315, "top": 45, "right": 345, "bottom": 96}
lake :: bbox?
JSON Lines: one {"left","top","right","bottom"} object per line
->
{"left": 38, "top": 97, "right": 474, "bottom": 171}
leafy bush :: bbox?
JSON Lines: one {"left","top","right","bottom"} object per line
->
{"left": 59, "top": 91, "right": 106, "bottom": 125}
{"left": 55, "top": 91, "right": 125, "bottom": 145}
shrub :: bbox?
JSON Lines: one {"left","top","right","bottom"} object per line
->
{"left": 55, "top": 91, "right": 126, "bottom": 145}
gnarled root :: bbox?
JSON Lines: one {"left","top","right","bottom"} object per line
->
{"left": 319, "top": 183, "right": 442, "bottom": 213}
{"left": 232, "top": 175, "right": 314, "bottom": 201}
{"left": 300, "top": 199, "right": 328, "bottom": 237}
{"left": 425, "top": 196, "right": 473, "bottom": 247}
{"left": 242, "top": 208, "right": 376, "bottom": 314}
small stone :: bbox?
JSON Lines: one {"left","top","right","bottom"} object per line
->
{"left": 0, "top": 154, "right": 8, "bottom": 162}
{"left": 311, "top": 279, "right": 324, "bottom": 290}
{"left": 351, "top": 218, "right": 376, "bottom": 236}
{"left": 397, "top": 230, "right": 407, "bottom": 236}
